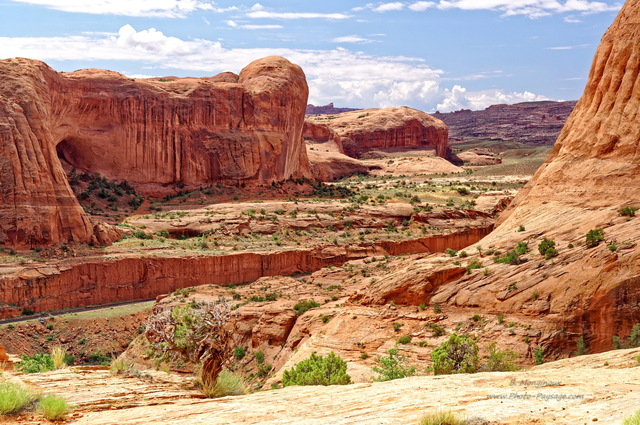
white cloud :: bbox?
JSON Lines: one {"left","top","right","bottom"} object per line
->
{"left": 546, "top": 43, "right": 590, "bottom": 50}
{"left": 9, "top": 0, "right": 236, "bottom": 17}
{"left": 246, "top": 5, "right": 351, "bottom": 20}
{"left": 373, "top": 2, "right": 405, "bottom": 12}
{"left": 437, "top": 85, "right": 549, "bottom": 112}
{"left": 409, "top": 1, "right": 436, "bottom": 11}
{"left": 227, "top": 20, "right": 283, "bottom": 29}
{"left": 332, "top": 35, "right": 374, "bottom": 43}
{"left": 0, "top": 25, "right": 548, "bottom": 113}
{"left": 435, "top": 0, "right": 621, "bottom": 18}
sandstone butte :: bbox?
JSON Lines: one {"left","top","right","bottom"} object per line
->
{"left": 0, "top": 56, "right": 310, "bottom": 248}
{"left": 305, "top": 106, "right": 449, "bottom": 159}
{"left": 356, "top": 0, "right": 640, "bottom": 354}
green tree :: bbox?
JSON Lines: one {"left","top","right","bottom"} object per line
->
{"left": 372, "top": 347, "right": 416, "bottom": 381}
{"left": 431, "top": 333, "right": 479, "bottom": 375}
{"left": 282, "top": 352, "right": 351, "bottom": 386}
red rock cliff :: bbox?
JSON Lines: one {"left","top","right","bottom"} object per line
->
{"left": 305, "top": 107, "right": 449, "bottom": 158}
{"left": 0, "top": 56, "right": 311, "bottom": 247}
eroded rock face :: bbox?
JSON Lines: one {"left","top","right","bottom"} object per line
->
{"left": 357, "top": 0, "right": 640, "bottom": 353}
{"left": 0, "top": 56, "right": 310, "bottom": 247}
{"left": 305, "top": 107, "right": 449, "bottom": 158}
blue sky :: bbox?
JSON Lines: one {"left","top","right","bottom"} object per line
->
{"left": 0, "top": 0, "right": 623, "bottom": 112}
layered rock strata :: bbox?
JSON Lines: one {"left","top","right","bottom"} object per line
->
{"left": 305, "top": 107, "right": 449, "bottom": 158}
{"left": 0, "top": 56, "right": 310, "bottom": 247}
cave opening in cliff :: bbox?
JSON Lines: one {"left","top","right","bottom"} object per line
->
{"left": 56, "top": 139, "right": 75, "bottom": 170}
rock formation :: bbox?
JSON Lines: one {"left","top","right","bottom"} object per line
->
{"left": 305, "top": 107, "right": 449, "bottom": 158}
{"left": 434, "top": 100, "right": 576, "bottom": 145}
{"left": 0, "top": 56, "right": 310, "bottom": 247}
{"left": 355, "top": 0, "right": 640, "bottom": 353}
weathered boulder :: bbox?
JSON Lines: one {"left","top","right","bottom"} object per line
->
{"left": 0, "top": 56, "right": 310, "bottom": 247}
{"left": 305, "top": 107, "right": 449, "bottom": 158}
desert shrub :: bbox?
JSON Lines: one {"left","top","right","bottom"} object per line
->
{"left": 132, "top": 230, "right": 150, "bottom": 239}
{"left": 233, "top": 346, "right": 246, "bottom": 360}
{"left": 515, "top": 241, "right": 528, "bottom": 255}
{"left": 17, "top": 353, "right": 54, "bottom": 373}
{"left": 293, "top": 300, "right": 320, "bottom": 315}
{"left": 393, "top": 322, "right": 404, "bottom": 332}
{"left": 418, "top": 410, "right": 465, "bottom": 425}
{"left": 444, "top": 248, "right": 458, "bottom": 257}
{"left": 494, "top": 250, "right": 522, "bottom": 265}
{"left": 483, "top": 342, "right": 519, "bottom": 372}
{"left": 282, "top": 352, "right": 351, "bottom": 386}
{"left": 0, "top": 381, "right": 36, "bottom": 415}
{"left": 37, "top": 394, "right": 69, "bottom": 420}
{"left": 544, "top": 247, "right": 558, "bottom": 259}
{"left": 397, "top": 335, "right": 412, "bottom": 344}
{"left": 50, "top": 346, "right": 67, "bottom": 370}
{"left": 201, "top": 369, "right": 247, "bottom": 398}
{"left": 372, "top": 348, "right": 416, "bottom": 381}
{"left": 534, "top": 347, "right": 545, "bottom": 365}
{"left": 537, "top": 238, "right": 556, "bottom": 257}
{"left": 431, "top": 333, "right": 479, "bottom": 375}
{"left": 629, "top": 324, "right": 640, "bottom": 348}
{"left": 576, "top": 337, "right": 588, "bottom": 356}
{"left": 619, "top": 207, "right": 639, "bottom": 217}
{"left": 585, "top": 229, "right": 605, "bottom": 248}
{"left": 427, "top": 322, "right": 446, "bottom": 337}
{"left": 465, "top": 260, "right": 482, "bottom": 274}
{"left": 110, "top": 358, "right": 133, "bottom": 374}
{"left": 255, "top": 351, "right": 265, "bottom": 364}
{"left": 87, "top": 352, "right": 111, "bottom": 366}
{"left": 623, "top": 409, "right": 640, "bottom": 425}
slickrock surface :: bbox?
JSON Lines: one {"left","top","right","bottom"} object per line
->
{"left": 5, "top": 348, "right": 640, "bottom": 424}
{"left": 434, "top": 101, "right": 576, "bottom": 145}
{"left": 0, "top": 56, "right": 310, "bottom": 247}
{"left": 305, "top": 107, "right": 449, "bottom": 159}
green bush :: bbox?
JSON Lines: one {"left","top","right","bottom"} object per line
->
{"left": 534, "top": 346, "right": 545, "bottom": 365}
{"left": 494, "top": 250, "right": 522, "bottom": 265}
{"left": 537, "top": 238, "right": 556, "bottom": 257}
{"left": 623, "top": 409, "right": 640, "bottom": 425}
{"left": 585, "top": 229, "right": 605, "bottom": 248}
{"left": 544, "top": 247, "right": 558, "bottom": 259}
{"left": 293, "top": 300, "right": 320, "bottom": 315}
{"left": 431, "top": 333, "right": 479, "bottom": 375}
{"left": 201, "top": 369, "right": 247, "bottom": 398}
{"left": 372, "top": 348, "right": 416, "bottom": 381}
{"left": 17, "top": 353, "right": 54, "bottom": 373}
{"left": 0, "top": 381, "right": 36, "bottom": 415}
{"left": 483, "top": 342, "right": 519, "bottom": 372}
{"left": 619, "top": 207, "right": 639, "bottom": 217}
{"left": 282, "top": 352, "right": 351, "bottom": 386}
{"left": 397, "top": 335, "right": 412, "bottom": 344}
{"left": 37, "top": 394, "right": 69, "bottom": 420}
{"left": 418, "top": 410, "right": 465, "bottom": 425}
{"left": 515, "top": 241, "right": 528, "bottom": 255}
{"left": 132, "top": 230, "right": 150, "bottom": 239}
{"left": 427, "top": 322, "right": 446, "bottom": 337}
{"left": 233, "top": 346, "right": 246, "bottom": 360}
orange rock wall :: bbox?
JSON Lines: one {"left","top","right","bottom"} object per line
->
{"left": 0, "top": 56, "right": 311, "bottom": 248}
{"left": 0, "top": 227, "right": 491, "bottom": 319}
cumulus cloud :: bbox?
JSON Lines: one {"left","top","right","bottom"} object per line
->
{"left": 437, "top": 85, "right": 549, "bottom": 112}
{"left": 409, "top": 2, "right": 436, "bottom": 11}
{"left": 373, "top": 2, "right": 405, "bottom": 12}
{"left": 0, "top": 25, "right": 548, "bottom": 112}
{"left": 8, "top": 0, "right": 236, "bottom": 17}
